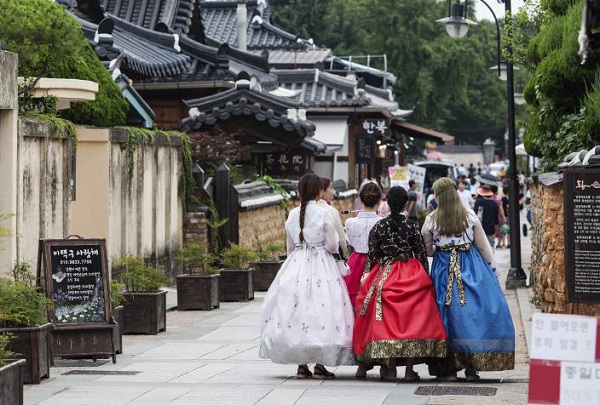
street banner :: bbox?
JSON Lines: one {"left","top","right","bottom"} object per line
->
{"left": 389, "top": 165, "right": 409, "bottom": 189}
{"left": 528, "top": 313, "right": 600, "bottom": 404}
{"left": 408, "top": 164, "right": 426, "bottom": 205}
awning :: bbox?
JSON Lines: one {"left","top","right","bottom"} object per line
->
{"left": 392, "top": 121, "right": 454, "bottom": 145}
{"left": 311, "top": 118, "right": 348, "bottom": 147}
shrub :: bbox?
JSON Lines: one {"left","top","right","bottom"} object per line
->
{"left": 112, "top": 256, "right": 170, "bottom": 292}
{"left": 176, "top": 241, "right": 218, "bottom": 275}
{"left": 220, "top": 244, "right": 259, "bottom": 270}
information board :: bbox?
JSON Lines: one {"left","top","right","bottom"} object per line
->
{"left": 564, "top": 169, "right": 600, "bottom": 303}
{"left": 39, "top": 238, "right": 111, "bottom": 325}
{"left": 356, "top": 135, "right": 374, "bottom": 164}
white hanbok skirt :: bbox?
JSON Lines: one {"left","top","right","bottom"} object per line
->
{"left": 259, "top": 244, "right": 355, "bottom": 366}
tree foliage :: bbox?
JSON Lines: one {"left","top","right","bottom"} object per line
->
{"left": 0, "top": 0, "right": 128, "bottom": 127}
{"left": 518, "top": 0, "right": 600, "bottom": 170}
{"left": 269, "top": 0, "right": 510, "bottom": 150}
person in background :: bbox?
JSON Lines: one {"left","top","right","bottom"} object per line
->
{"left": 344, "top": 182, "right": 382, "bottom": 307}
{"left": 469, "top": 177, "right": 480, "bottom": 199}
{"left": 456, "top": 180, "right": 473, "bottom": 210}
{"left": 259, "top": 173, "right": 354, "bottom": 379}
{"left": 500, "top": 186, "right": 510, "bottom": 249}
{"left": 318, "top": 177, "right": 348, "bottom": 259}
{"left": 490, "top": 185, "right": 505, "bottom": 249}
{"left": 353, "top": 186, "right": 446, "bottom": 382}
{"left": 406, "top": 180, "right": 419, "bottom": 223}
{"left": 422, "top": 177, "right": 515, "bottom": 382}
{"left": 473, "top": 185, "right": 499, "bottom": 249}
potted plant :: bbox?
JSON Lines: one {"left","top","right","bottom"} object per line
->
{"left": 251, "top": 240, "right": 285, "bottom": 291}
{"left": 175, "top": 240, "right": 220, "bottom": 311}
{"left": 0, "top": 333, "right": 25, "bottom": 404}
{"left": 113, "top": 256, "right": 170, "bottom": 335}
{"left": 219, "top": 243, "right": 259, "bottom": 301}
{"left": 110, "top": 279, "right": 125, "bottom": 354}
{"left": 0, "top": 262, "right": 53, "bottom": 384}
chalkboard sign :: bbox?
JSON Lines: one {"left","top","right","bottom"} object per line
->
{"left": 262, "top": 149, "right": 308, "bottom": 176}
{"left": 356, "top": 135, "right": 374, "bottom": 164}
{"left": 564, "top": 169, "right": 600, "bottom": 303}
{"left": 39, "top": 238, "right": 111, "bottom": 325}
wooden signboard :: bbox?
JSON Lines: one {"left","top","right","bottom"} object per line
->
{"left": 356, "top": 135, "right": 374, "bottom": 164}
{"left": 564, "top": 169, "right": 600, "bottom": 303}
{"left": 39, "top": 238, "right": 111, "bottom": 324}
{"left": 37, "top": 237, "right": 116, "bottom": 363}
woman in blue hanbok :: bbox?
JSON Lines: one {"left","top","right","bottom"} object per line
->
{"left": 421, "top": 177, "right": 515, "bottom": 381}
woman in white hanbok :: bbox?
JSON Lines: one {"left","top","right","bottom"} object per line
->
{"left": 259, "top": 173, "right": 354, "bottom": 379}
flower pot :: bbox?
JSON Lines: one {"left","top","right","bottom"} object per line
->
{"left": 2, "top": 323, "right": 53, "bottom": 384}
{"left": 122, "top": 290, "right": 167, "bottom": 335}
{"left": 176, "top": 274, "right": 220, "bottom": 311}
{"left": 219, "top": 268, "right": 254, "bottom": 302}
{"left": 251, "top": 261, "right": 283, "bottom": 291}
{"left": 0, "top": 359, "right": 25, "bottom": 405}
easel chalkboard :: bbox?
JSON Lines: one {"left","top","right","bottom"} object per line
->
{"left": 38, "top": 237, "right": 116, "bottom": 363}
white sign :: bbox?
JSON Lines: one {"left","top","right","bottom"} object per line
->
{"left": 560, "top": 361, "right": 600, "bottom": 404}
{"left": 530, "top": 313, "right": 597, "bottom": 362}
{"left": 408, "top": 164, "right": 426, "bottom": 205}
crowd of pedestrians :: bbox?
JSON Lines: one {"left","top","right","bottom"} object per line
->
{"left": 259, "top": 172, "right": 515, "bottom": 382}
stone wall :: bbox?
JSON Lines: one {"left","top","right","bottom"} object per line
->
{"left": 530, "top": 178, "right": 600, "bottom": 315}
{"left": 236, "top": 196, "right": 357, "bottom": 252}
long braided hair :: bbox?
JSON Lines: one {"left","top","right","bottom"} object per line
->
{"left": 298, "top": 173, "right": 322, "bottom": 243}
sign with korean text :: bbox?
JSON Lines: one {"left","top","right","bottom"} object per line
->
{"left": 360, "top": 118, "right": 389, "bottom": 137}
{"left": 564, "top": 169, "right": 600, "bottom": 303}
{"left": 560, "top": 361, "right": 600, "bottom": 404}
{"left": 40, "top": 238, "right": 110, "bottom": 325}
{"left": 528, "top": 313, "right": 600, "bottom": 405}
{"left": 389, "top": 165, "right": 409, "bottom": 188}
{"left": 262, "top": 149, "right": 307, "bottom": 176}
{"left": 530, "top": 313, "right": 597, "bottom": 362}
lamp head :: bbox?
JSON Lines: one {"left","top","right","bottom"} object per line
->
{"left": 436, "top": 3, "right": 478, "bottom": 39}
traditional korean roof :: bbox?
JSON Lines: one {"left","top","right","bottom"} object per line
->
{"left": 271, "top": 68, "right": 406, "bottom": 113}
{"left": 324, "top": 55, "right": 397, "bottom": 88}
{"left": 201, "top": 0, "right": 303, "bottom": 50}
{"left": 96, "top": 0, "right": 197, "bottom": 35}
{"left": 182, "top": 80, "right": 321, "bottom": 150}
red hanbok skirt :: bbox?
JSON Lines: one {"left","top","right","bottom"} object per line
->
{"left": 353, "top": 258, "right": 446, "bottom": 365}
{"left": 343, "top": 251, "right": 367, "bottom": 307}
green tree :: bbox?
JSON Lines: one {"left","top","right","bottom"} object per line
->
{"left": 517, "top": 0, "right": 599, "bottom": 170}
{"left": 269, "top": 0, "right": 510, "bottom": 151}
{"left": 0, "top": 0, "right": 128, "bottom": 127}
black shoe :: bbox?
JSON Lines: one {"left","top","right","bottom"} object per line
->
{"left": 465, "top": 368, "right": 480, "bottom": 382}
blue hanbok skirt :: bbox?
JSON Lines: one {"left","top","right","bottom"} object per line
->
{"left": 430, "top": 243, "right": 515, "bottom": 371}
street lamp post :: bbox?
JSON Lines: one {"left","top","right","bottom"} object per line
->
{"left": 437, "top": 0, "right": 527, "bottom": 288}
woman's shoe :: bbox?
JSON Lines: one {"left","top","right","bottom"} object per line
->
{"left": 296, "top": 365, "right": 313, "bottom": 379}
{"left": 313, "top": 364, "right": 335, "bottom": 379}
{"left": 465, "top": 368, "right": 480, "bottom": 382}
{"left": 436, "top": 371, "right": 458, "bottom": 382}
{"left": 355, "top": 365, "right": 368, "bottom": 379}
{"left": 403, "top": 371, "right": 420, "bottom": 382}
{"left": 379, "top": 365, "right": 397, "bottom": 382}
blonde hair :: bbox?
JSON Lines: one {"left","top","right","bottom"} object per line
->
{"left": 431, "top": 177, "right": 469, "bottom": 236}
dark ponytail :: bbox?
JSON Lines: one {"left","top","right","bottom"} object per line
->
{"left": 299, "top": 201, "right": 307, "bottom": 243}
{"left": 297, "top": 173, "right": 322, "bottom": 244}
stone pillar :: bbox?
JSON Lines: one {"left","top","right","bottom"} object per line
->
{"left": 0, "top": 52, "right": 19, "bottom": 276}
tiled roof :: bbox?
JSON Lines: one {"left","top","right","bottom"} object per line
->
{"left": 248, "top": 48, "right": 332, "bottom": 68}
{"left": 73, "top": 13, "right": 191, "bottom": 78}
{"left": 200, "top": 0, "right": 306, "bottom": 50}
{"left": 324, "top": 56, "right": 397, "bottom": 88}
{"left": 273, "top": 69, "right": 405, "bottom": 112}
{"left": 98, "top": 0, "right": 196, "bottom": 34}
{"left": 182, "top": 81, "right": 318, "bottom": 146}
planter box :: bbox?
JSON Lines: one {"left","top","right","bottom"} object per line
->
{"left": 176, "top": 274, "right": 220, "bottom": 311}
{"left": 251, "top": 261, "right": 283, "bottom": 291}
{"left": 0, "top": 359, "right": 25, "bottom": 405}
{"left": 219, "top": 268, "right": 254, "bottom": 302}
{"left": 112, "top": 306, "right": 124, "bottom": 354}
{"left": 52, "top": 323, "right": 117, "bottom": 364}
{"left": 2, "top": 323, "right": 52, "bottom": 384}
{"left": 122, "top": 290, "right": 167, "bottom": 335}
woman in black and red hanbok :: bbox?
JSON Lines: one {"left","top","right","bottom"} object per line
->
{"left": 353, "top": 186, "right": 446, "bottom": 382}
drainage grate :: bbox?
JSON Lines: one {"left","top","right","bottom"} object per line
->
{"left": 63, "top": 370, "right": 140, "bottom": 376}
{"left": 415, "top": 386, "right": 497, "bottom": 396}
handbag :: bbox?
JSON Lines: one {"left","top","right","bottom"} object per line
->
{"left": 336, "top": 259, "right": 351, "bottom": 276}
